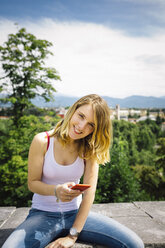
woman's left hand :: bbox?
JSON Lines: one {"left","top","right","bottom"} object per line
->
{"left": 46, "top": 235, "right": 77, "bottom": 248}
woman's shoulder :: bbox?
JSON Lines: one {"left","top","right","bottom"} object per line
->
{"left": 34, "top": 130, "right": 54, "bottom": 141}
{"left": 33, "top": 132, "right": 46, "bottom": 142}
{"left": 37, "top": 130, "right": 55, "bottom": 146}
{"left": 29, "top": 131, "right": 52, "bottom": 155}
{"left": 32, "top": 131, "right": 53, "bottom": 149}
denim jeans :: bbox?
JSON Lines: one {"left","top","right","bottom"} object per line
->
{"left": 2, "top": 208, "right": 144, "bottom": 248}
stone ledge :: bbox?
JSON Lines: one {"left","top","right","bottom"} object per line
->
{"left": 0, "top": 202, "right": 165, "bottom": 247}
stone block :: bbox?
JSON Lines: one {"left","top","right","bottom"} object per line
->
{"left": 91, "top": 202, "right": 146, "bottom": 217}
{"left": 0, "top": 207, "right": 16, "bottom": 227}
{"left": 134, "top": 201, "right": 165, "bottom": 225}
{"left": 0, "top": 207, "right": 30, "bottom": 246}
{"left": 1, "top": 202, "right": 165, "bottom": 247}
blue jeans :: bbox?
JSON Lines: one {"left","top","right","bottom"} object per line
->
{"left": 2, "top": 208, "right": 144, "bottom": 248}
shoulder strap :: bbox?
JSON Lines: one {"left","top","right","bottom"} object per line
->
{"left": 45, "top": 131, "right": 50, "bottom": 151}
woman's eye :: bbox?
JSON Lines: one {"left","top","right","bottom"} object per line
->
{"left": 89, "top": 123, "right": 95, "bottom": 129}
{"left": 79, "top": 114, "right": 84, "bottom": 118}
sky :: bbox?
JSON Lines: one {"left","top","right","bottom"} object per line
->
{"left": 0, "top": 0, "right": 165, "bottom": 98}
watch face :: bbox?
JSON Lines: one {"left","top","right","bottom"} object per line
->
{"left": 70, "top": 227, "right": 78, "bottom": 236}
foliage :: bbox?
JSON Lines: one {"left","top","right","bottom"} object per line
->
{"left": 95, "top": 119, "right": 165, "bottom": 203}
{"left": 95, "top": 139, "right": 143, "bottom": 203}
{"left": 132, "top": 164, "right": 165, "bottom": 200}
{"left": 0, "top": 155, "right": 31, "bottom": 206}
{"left": 24, "top": 107, "right": 59, "bottom": 117}
{"left": 0, "top": 116, "right": 165, "bottom": 206}
{"left": 136, "top": 124, "right": 155, "bottom": 152}
{"left": 136, "top": 149, "right": 155, "bottom": 166}
{"left": 112, "top": 120, "right": 139, "bottom": 165}
{"left": 0, "top": 28, "right": 61, "bottom": 125}
{"left": 155, "top": 138, "right": 165, "bottom": 175}
{"left": 0, "top": 115, "right": 59, "bottom": 207}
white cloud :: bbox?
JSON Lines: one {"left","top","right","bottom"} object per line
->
{"left": 0, "top": 18, "right": 165, "bottom": 98}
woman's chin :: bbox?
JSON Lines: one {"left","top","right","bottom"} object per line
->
{"left": 68, "top": 131, "right": 78, "bottom": 141}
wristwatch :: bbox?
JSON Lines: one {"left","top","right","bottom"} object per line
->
{"left": 69, "top": 227, "right": 79, "bottom": 237}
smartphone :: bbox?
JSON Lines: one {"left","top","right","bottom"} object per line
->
{"left": 71, "top": 184, "right": 91, "bottom": 191}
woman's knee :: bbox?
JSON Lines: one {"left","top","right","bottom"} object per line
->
{"left": 124, "top": 230, "right": 144, "bottom": 248}
{"left": 2, "top": 229, "right": 26, "bottom": 248}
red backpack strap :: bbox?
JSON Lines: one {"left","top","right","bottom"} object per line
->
{"left": 45, "top": 131, "right": 50, "bottom": 151}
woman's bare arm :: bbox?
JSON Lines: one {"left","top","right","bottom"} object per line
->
{"left": 71, "top": 159, "right": 99, "bottom": 232}
{"left": 28, "top": 132, "right": 56, "bottom": 196}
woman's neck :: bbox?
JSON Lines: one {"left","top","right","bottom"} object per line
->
{"left": 57, "top": 136, "right": 78, "bottom": 153}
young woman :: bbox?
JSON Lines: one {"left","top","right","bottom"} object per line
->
{"left": 2, "top": 94, "right": 144, "bottom": 248}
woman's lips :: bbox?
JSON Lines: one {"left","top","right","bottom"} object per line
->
{"left": 74, "top": 126, "right": 82, "bottom": 134}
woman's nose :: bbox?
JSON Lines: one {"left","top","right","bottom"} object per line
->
{"left": 78, "top": 120, "right": 87, "bottom": 130}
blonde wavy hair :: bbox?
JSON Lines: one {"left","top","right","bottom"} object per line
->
{"left": 51, "top": 94, "right": 112, "bottom": 164}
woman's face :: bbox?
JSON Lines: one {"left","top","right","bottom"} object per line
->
{"left": 68, "top": 104, "right": 95, "bottom": 140}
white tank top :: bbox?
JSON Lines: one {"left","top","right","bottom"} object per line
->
{"left": 32, "top": 137, "right": 85, "bottom": 212}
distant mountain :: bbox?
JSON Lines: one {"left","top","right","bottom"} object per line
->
{"left": 31, "top": 94, "right": 78, "bottom": 108}
{"left": 31, "top": 94, "right": 165, "bottom": 108}
{"left": 0, "top": 93, "right": 165, "bottom": 108}
{"left": 102, "top": 95, "right": 165, "bottom": 108}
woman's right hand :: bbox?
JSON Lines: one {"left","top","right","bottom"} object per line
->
{"left": 56, "top": 182, "right": 82, "bottom": 202}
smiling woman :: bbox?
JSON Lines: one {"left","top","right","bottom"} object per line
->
{"left": 2, "top": 94, "right": 144, "bottom": 248}
{"left": 51, "top": 94, "right": 112, "bottom": 164}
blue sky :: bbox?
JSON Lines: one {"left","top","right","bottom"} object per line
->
{"left": 0, "top": 0, "right": 165, "bottom": 98}
{"left": 1, "top": 0, "right": 165, "bottom": 36}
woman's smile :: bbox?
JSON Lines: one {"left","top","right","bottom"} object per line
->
{"left": 74, "top": 126, "right": 83, "bottom": 134}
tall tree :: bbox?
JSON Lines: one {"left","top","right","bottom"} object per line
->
{"left": 155, "top": 138, "right": 165, "bottom": 176}
{"left": 0, "top": 28, "right": 61, "bottom": 125}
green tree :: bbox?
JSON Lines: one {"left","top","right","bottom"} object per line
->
{"left": 133, "top": 164, "right": 165, "bottom": 200}
{"left": 112, "top": 120, "right": 139, "bottom": 165}
{"left": 136, "top": 124, "right": 156, "bottom": 152}
{"left": 0, "top": 115, "right": 60, "bottom": 207}
{"left": 95, "top": 139, "right": 142, "bottom": 203}
{"left": 156, "top": 112, "right": 162, "bottom": 125}
{"left": 0, "top": 28, "right": 61, "bottom": 125}
{"left": 155, "top": 138, "right": 165, "bottom": 176}
{"left": 147, "top": 119, "right": 162, "bottom": 138}
{"left": 137, "top": 149, "right": 155, "bottom": 166}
